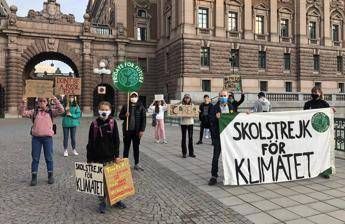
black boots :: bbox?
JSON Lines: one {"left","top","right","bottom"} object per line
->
{"left": 30, "top": 173, "right": 37, "bottom": 186}
{"left": 48, "top": 172, "right": 54, "bottom": 184}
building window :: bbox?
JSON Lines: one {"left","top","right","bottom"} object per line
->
{"left": 280, "top": 19, "right": 289, "bottom": 37}
{"left": 138, "top": 58, "right": 147, "bottom": 72}
{"left": 198, "top": 8, "right": 208, "bottom": 29}
{"left": 228, "top": 11, "right": 238, "bottom": 31}
{"left": 285, "top": 82, "right": 292, "bottom": 92}
{"left": 166, "top": 16, "right": 171, "bottom": 37}
{"left": 284, "top": 53, "right": 291, "bottom": 70}
{"left": 202, "top": 80, "right": 211, "bottom": 92}
{"left": 138, "top": 10, "right": 147, "bottom": 18}
{"left": 230, "top": 49, "right": 239, "bottom": 68}
{"left": 339, "top": 83, "right": 345, "bottom": 93}
{"left": 308, "top": 21, "right": 317, "bottom": 39}
{"left": 136, "top": 27, "right": 147, "bottom": 41}
{"left": 260, "top": 81, "right": 268, "bottom": 92}
{"left": 200, "top": 47, "right": 210, "bottom": 67}
{"left": 313, "top": 55, "right": 320, "bottom": 71}
{"left": 332, "top": 24, "right": 340, "bottom": 42}
{"left": 337, "top": 56, "right": 343, "bottom": 73}
{"left": 315, "top": 82, "right": 322, "bottom": 88}
{"left": 258, "top": 51, "right": 266, "bottom": 69}
{"left": 255, "top": 16, "right": 264, "bottom": 34}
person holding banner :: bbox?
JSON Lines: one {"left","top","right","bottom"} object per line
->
{"left": 180, "top": 94, "right": 196, "bottom": 158}
{"left": 228, "top": 91, "right": 245, "bottom": 112}
{"left": 303, "top": 86, "right": 335, "bottom": 179}
{"left": 86, "top": 101, "right": 126, "bottom": 213}
{"left": 119, "top": 92, "right": 146, "bottom": 171}
{"left": 196, "top": 95, "right": 212, "bottom": 145}
{"left": 208, "top": 90, "right": 230, "bottom": 185}
{"left": 20, "top": 96, "right": 64, "bottom": 186}
{"left": 62, "top": 96, "right": 81, "bottom": 157}
{"left": 149, "top": 99, "right": 168, "bottom": 144}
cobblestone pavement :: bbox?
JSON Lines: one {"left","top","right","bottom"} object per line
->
{"left": 0, "top": 118, "right": 252, "bottom": 224}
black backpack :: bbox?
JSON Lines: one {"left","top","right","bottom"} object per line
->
{"left": 31, "top": 108, "right": 57, "bottom": 135}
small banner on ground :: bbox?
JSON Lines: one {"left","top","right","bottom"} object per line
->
{"left": 224, "top": 75, "right": 242, "bottom": 92}
{"left": 167, "top": 104, "right": 199, "bottom": 117}
{"left": 55, "top": 77, "right": 81, "bottom": 95}
{"left": 104, "top": 159, "right": 135, "bottom": 205}
{"left": 220, "top": 108, "right": 335, "bottom": 185}
{"left": 25, "top": 80, "right": 53, "bottom": 98}
{"left": 75, "top": 162, "right": 104, "bottom": 196}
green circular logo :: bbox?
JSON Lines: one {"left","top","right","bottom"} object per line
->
{"left": 311, "top": 112, "right": 330, "bottom": 133}
{"left": 112, "top": 61, "right": 144, "bottom": 92}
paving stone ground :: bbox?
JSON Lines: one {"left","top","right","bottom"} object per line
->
{"left": 0, "top": 118, "right": 252, "bottom": 224}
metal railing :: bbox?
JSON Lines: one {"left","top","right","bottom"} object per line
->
{"left": 335, "top": 118, "right": 345, "bottom": 152}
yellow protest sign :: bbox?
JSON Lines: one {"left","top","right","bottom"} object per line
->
{"left": 24, "top": 80, "right": 54, "bottom": 98}
{"left": 104, "top": 159, "right": 135, "bottom": 205}
{"left": 167, "top": 104, "right": 199, "bottom": 117}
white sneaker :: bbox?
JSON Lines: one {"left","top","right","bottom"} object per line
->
{"left": 155, "top": 140, "right": 160, "bottom": 144}
{"left": 72, "top": 149, "right": 79, "bottom": 156}
{"left": 63, "top": 150, "right": 68, "bottom": 157}
{"left": 162, "top": 140, "right": 168, "bottom": 144}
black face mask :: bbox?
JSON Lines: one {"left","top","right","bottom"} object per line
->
{"left": 311, "top": 94, "right": 319, "bottom": 100}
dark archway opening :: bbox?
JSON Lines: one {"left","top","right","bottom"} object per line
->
{"left": 0, "top": 84, "right": 5, "bottom": 118}
{"left": 93, "top": 84, "right": 116, "bottom": 116}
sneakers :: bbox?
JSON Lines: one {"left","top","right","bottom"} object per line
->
{"left": 162, "top": 140, "right": 168, "bottom": 144}
{"left": 72, "top": 149, "right": 79, "bottom": 156}
{"left": 155, "top": 140, "right": 160, "bottom": 144}
{"left": 182, "top": 154, "right": 187, "bottom": 158}
{"left": 99, "top": 202, "right": 106, "bottom": 214}
{"left": 208, "top": 177, "right": 217, "bottom": 186}
{"left": 113, "top": 201, "right": 127, "bottom": 209}
{"left": 189, "top": 154, "right": 196, "bottom": 158}
{"left": 134, "top": 164, "right": 144, "bottom": 171}
{"left": 196, "top": 141, "right": 203, "bottom": 145}
{"left": 48, "top": 172, "right": 54, "bottom": 184}
{"left": 30, "top": 173, "right": 37, "bottom": 186}
{"left": 63, "top": 150, "right": 68, "bottom": 157}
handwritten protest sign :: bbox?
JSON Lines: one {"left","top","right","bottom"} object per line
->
{"left": 55, "top": 77, "right": 81, "bottom": 95}
{"left": 167, "top": 104, "right": 199, "bottom": 117}
{"left": 75, "top": 162, "right": 104, "bottom": 196}
{"left": 220, "top": 109, "right": 335, "bottom": 185}
{"left": 224, "top": 75, "right": 242, "bottom": 92}
{"left": 104, "top": 159, "right": 135, "bottom": 205}
{"left": 25, "top": 80, "right": 53, "bottom": 98}
{"left": 155, "top": 94, "right": 164, "bottom": 101}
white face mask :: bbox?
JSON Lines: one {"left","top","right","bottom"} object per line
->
{"left": 130, "top": 97, "right": 138, "bottom": 103}
{"left": 98, "top": 110, "right": 111, "bottom": 119}
{"left": 70, "top": 98, "right": 74, "bottom": 102}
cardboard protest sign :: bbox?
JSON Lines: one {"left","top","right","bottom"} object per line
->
{"left": 155, "top": 94, "right": 164, "bottom": 101}
{"left": 224, "top": 75, "right": 242, "bottom": 92}
{"left": 55, "top": 77, "right": 81, "bottom": 95}
{"left": 220, "top": 108, "right": 335, "bottom": 185}
{"left": 25, "top": 80, "right": 53, "bottom": 98}
{"left": 104, "top": 159, "right": 135, "bottom": 205}
{"left": 75, "top": 162, "right": 104, "bottom": 196}
{"left": 167, "top": 104, "right": 199, "bottom": 117}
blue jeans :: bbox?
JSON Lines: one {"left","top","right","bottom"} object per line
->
{"left": 63, "top": 127, "right": 77, "bottom": 150}
{"left": 31, "top": 136, "right": 53, "bottom": 173}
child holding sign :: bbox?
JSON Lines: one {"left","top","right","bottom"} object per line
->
{"left": 86, "top": 101, "right": 126, "bottom": 213}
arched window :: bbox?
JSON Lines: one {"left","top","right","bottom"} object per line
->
{"left": 225, "top": 0, "right": 243, "bottom": 39}
{"left": 134, "top": 9, "right": 151, "bottom": 41}
{"left": 253, "top": 3, "right": 269, "bottom": 41}
{"left": 330, "top": 10, "right": 344, "bottom": 47}
{"left": 307, "top": 7, "right": 321, "bottom": 45}
{"left": 278, "top": 8, "right": 293, "bottom": 43}
{"left": 138, "top": 9, "right": 147, "bottom": 18}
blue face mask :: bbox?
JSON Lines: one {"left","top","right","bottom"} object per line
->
{"left": 219, "top": 97, "right": 228, "bottom": 104}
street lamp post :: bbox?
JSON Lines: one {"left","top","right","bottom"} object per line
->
{"left": 93, "top": 61, "right": 111, "bottom": 84}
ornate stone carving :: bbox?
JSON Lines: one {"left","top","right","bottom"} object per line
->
{"left": 307, "top": 0, "right": 321, "bottom": 7}
{"left": 8, "top": 5, "right": 18, "bottom": 27}
{"left": 83, "top": 13, "right": 91, "bottom": 33}
{"left": 134, "top": 0, "right": 151, "bottom": 9}
{"left": 47, "top": 38, "right": 56, "bottom": 51}
{"left": 330, "top": 0, "right": 344, "bottom": 10}
{"left": 27, "top": 0, "right": 75, "bottom": 24}
{"left": 116, "top": 23, "right": 127, "bottom": 37}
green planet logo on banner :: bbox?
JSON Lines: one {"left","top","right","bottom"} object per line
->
{"left": 112, "top": 61, "right": 144, "bottom": 92}
{"left": 311, "top": 112, "right": 330, "bottom": 133}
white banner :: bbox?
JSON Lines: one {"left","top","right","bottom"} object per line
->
{"left": 75, "top": 162, "right": 104, "bottom": 196}
{"left": 220, "top": 108, "right": 335, "bottom": 185}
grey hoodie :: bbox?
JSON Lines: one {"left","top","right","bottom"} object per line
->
{"left": 252, "top": 97, "right": 271, "bottom": 112}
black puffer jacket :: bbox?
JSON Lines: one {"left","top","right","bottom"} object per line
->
{"left": 119, "top": 102, "right": 146, "bottom": 133}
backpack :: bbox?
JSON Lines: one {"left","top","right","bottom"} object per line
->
{"left": 32, "top": 108, "right": 56, "bottom": 135}
{"left": 92, "top": 118, "right": 115, "bottom": 140}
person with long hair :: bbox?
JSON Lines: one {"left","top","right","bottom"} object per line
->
{"left": 62, "top": 95, "right": 81, "bottom": 157}
{"left": 180, "top": 94, "right": 196, "bottom": 158}
{"left": 149, "top": 99, "right": 168, "bottom": 144}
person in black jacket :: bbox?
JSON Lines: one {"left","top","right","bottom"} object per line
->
{"left": 119, "top": 92, "right": 146, "bottom": 171}
{"left": 86, "top": 101, "right": 126, "bottom": 213}
{"left": 196, "top": 95, "right": 212, "bottom": 145}
{"left": 303, "top": 86, "right": 336, "bottom": 179}
{"left": 228, "top": 91, "right": 245, "bottom": 112}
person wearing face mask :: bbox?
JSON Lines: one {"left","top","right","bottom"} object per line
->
{"left": 119, "top": 92, "right": 146, "bottom": 171}
{"left": 303, "top": 86, "right": 336, "bottom": 179}
{"left": 86, "top": 101, "right": 126, "bottom": 213}
{"left": 208, "top": 90, "right": 231, "bottom": 186}
{"left": 228, "top": 91, "right": 245, "bottom": 113}
{"left": 62, "top": 96, "right": 81, "bottom": 157}
{"left": 196, "top": 95, "right": 212, "bottom": 145}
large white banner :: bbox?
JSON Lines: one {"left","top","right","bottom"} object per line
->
{"left": 220, "top": 108, "right": 335, "bottom": 185}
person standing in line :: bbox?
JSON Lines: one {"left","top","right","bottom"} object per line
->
{"left": 86, "top": 101, "right": 126, "bottom": 213}
{"left": 208, "top": 90, "right": 230, "bottom": 186}
{"left": 251, "top": 91, "right": 271, "bottom": 112}
{"left": 180, "top": 94, "right": 196, "bottom": 158}
{"left": 149, "top": 99, "right": 168, "bottom": 144}
{"left": 196, "top": 94, "right": 212, "bottom": 145}
{"left": 20, "top": 96, "right": 64, "bottom": 186}
{"left": 119, "top": 92, "right": 146, "bottom": 171}
{"left": 62, "top": 95, "right": 81, "bottom": 157}
{"left": 303, "top": 86, "right": 336, "bottom": 179}
{"left": 228, "top": 91, "right": 245, "bottom": 112}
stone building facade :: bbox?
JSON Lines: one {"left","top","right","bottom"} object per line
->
{"left": 1, "top": 0, "right": 345, "bottom": 117}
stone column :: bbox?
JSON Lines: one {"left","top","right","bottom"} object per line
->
{"left": 215, "top": 0, "right": 225, "bottom": 37}
{"left": 116, "top": 42, "right": 127, "bottom": 108}
{"left": 323, "top": 0, "right": 331, "bottom": 46}
{"left": 81, "top": 40, "right": 93, "bottom": 116}
{"left": 116, "top": 0, "right": 127, "bottom": 28}
{"left": 183, "top": 0, "right": 194, "bottom": 35}
{"left": 244, "top": 0, "right": 253, "bottom": 39}
{"left": 296, "top": 0, "right": 307, "bottom": 45}
{"left": 270, "top": 0, "right": 278, "bottom": 42}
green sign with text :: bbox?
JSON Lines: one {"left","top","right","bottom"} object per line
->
{"left": 112, "top": 61, "right": 144, "bottom": 92}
